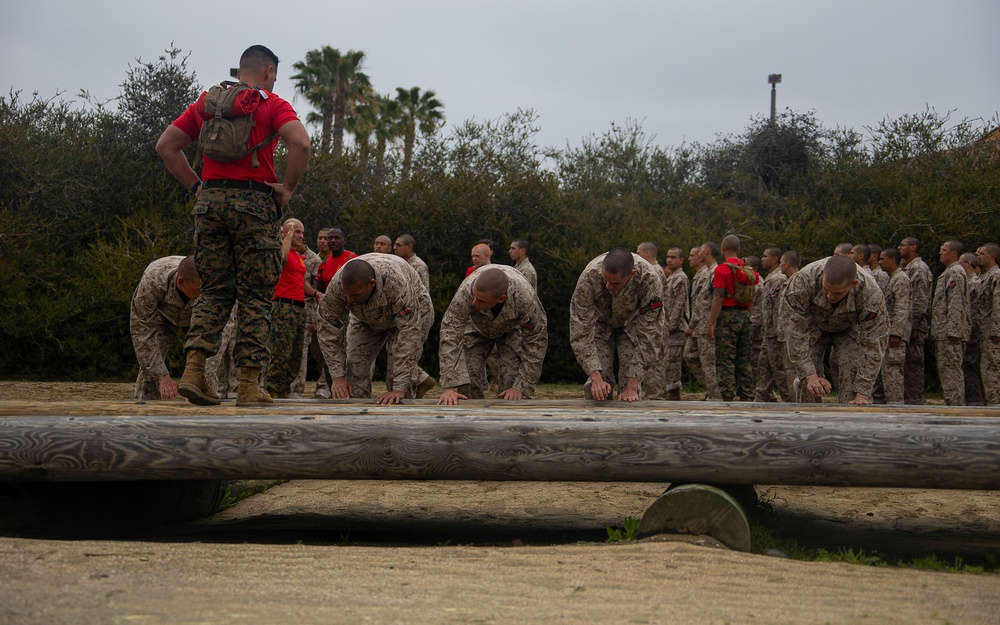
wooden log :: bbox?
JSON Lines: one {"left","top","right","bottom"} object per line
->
{"left": 1, "top": 404, "right": 999, "bottom": 488}
{"left": 637, "top": 484, "right": 752, "bottom": 551}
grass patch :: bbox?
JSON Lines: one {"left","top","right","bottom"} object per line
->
{"left": 217, "top": 480, "right": 281, "bottom": 511}
{"left": 605, "top": 516, "right": 640, "bottom": 542}
{"left": 750, "top": 522, "right": 1000, "bottom": 573}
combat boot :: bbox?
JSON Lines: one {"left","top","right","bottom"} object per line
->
{"left": 415, "top": 371, "right": 437, "bottom": 398}
{"left": 237, "top": 367, "right": 273, "bottom": 405}
{"left": 177, "top": 350, "right": 222, "bottom": 406}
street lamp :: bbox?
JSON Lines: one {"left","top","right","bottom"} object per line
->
{"left": 768, "top": 74, "right": 782, "bottom": 124}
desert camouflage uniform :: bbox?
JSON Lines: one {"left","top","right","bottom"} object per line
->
{"left": 749, "top": 274, "right": 768, "bottom": 399}
{"left": 407, "top": 254, "right": 431, "bottom": 291}
{"left": 570, "top": 252, "right": 663, "bottom": 398}
{"left": 975, "top": 264, "right": 1000, "bottom": 405}
{"left": 317, "top": 253, "right": 433, "bottom": 398}
{"left": 783, "top": 257, "right": 889, "bottom": 402}
{"left": 878, "top": 268, "right": 911, "bottom": 403}
{"left": 186, "top": 188, "right": 282, "bottom": 368}
{"left": 753, "top": 268, "right": 791, "bottom": 401}
{"left": 661, "top": 269, "right": 689, "bottom": 394}
{"left": 903, "top": 256, "right": 933, "bottom": 403}
{"left": 871, "top": 266, "right": 890, "bottom": 293}
{"left": 642, "top": 265, "right": 670, "bottom": 399}
{"left": 774, "top": 286, "right": 798, "bottom": 399}
{"left": 291, "top": 247, "right": 325, "bottom": 397}
{"left": 439, "top": 265, "right": 547, "bottom": 397}
{"left": 515, "top": 257, "right": 538, "bottom": 293}
{"left": 130, "top": 256, "right": 196, "bottom": 400}
{"left": 683, "top": 263, "right": 721, "bottom": 400}
{"left": 963, "top": 275, "right": 985, "bottom": 405}
{"left": 931, "top": 262, "right": 970, "bottom": 405}
{"left": 208, "top": 307, "right": 240, "bottom": 398}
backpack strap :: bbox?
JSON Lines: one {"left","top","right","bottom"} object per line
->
{"left": 247, "top": 130, "right": 278, "bottom": 168}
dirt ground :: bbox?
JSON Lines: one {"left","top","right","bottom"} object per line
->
{"left": 1, "top": 381, "right": 998, "bottom": 624}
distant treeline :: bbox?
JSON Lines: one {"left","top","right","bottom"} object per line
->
{"left": 1, "top": 48, "right": 998, "bottom": 384}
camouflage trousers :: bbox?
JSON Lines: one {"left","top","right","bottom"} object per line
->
{"left": 878, "top": 342, "right": 907, "bottom": 404}
{"left": 796, "top": 331, "right": 874, "bottom": 404}
{"left": 265, "top": 300, "right": 305, "bottom": 396}
{"left": 133, "top": 319, "right": 186, "bottom": 401}
{"left": 133, "top": 322, "right": 226, "bottom": 401}
{"left": 292, "top": 323, "right": 331, "bottom": 398}
{"left": 754, "top": 336, "right": 792, "bottom": 402}
{"left": 464, "top": 331, "right": 536, "bottom": 399}
{"left": 934, "top": 339, "right": 965, "bottom": 406}
{"left": 683, "top": 335, "right": 721, "bottom": 400}
{"left": 903, "top": 333, "right": 928, "bottom": 404}
{"left": 185, "top": 188, "right": 282, "bottom": 368}
{"left": 209, "top": 307, "right": 241, "bottom": 398}
{"left": 642, "top": 336, "right": 666, "bottom": 400}
{"left": 583, "top": 328, "right": 640, "bottom": 399}
{"left": 981, "top": 339, "right": 1000, "bottom": 405}
{"left": 345, "top": 313, "right": 433, "bottom": 399}
{"left": 714, "top": 308, "right": 753, "bottom": 401}
{"left": 750, "top": 333, "right": 766, "bottom": 399}
{"left": 963, "top": 341, "right": 984, "bottom": 405}
{"left": 643, "top": 331, "right": 684, "bottom": 399}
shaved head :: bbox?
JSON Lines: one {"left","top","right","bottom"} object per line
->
{"left": 721, "top": 235, "right": 741, "bottom": 255}
{"left": 341, "top": 259, "right": 374, "bottom": 287}
{"left": 473, "top": 268, "right": 510, "bottom": 298}
{"left": 603, "top": 248, "right": 635, "bottom": 277}
{"left": 824, "top": 254, "right": 858, "bottom": 286}
{"left": 177, "top": 255, "right": 198, "bottom": 282}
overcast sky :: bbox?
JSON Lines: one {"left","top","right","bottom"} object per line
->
{"left": 3, "top": 0, "right": 998, "bottom": 151}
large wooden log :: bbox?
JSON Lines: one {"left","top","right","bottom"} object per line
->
{"left": 1, "top": 401, "right": 998, "bottom": 488}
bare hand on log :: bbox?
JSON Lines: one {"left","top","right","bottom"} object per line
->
{"left": 849, "top": 393, "right": 872, "bottom": 405}
{"left": 376, "top": 390, "right": 405, "bottom": 405}
{"left": 330, "top": 377, "right": 352, "bottom": 399}
{"left": 158, "top": 375, "right": 181, "bottom": 401}
{"left": 805, "top": 374, "right": 832, "bottom": 399}
{"left": 497, "top": 388, "right": 523, "bottom": 400}
{"left": 588, "top": 372, "right": 612, "bottom": 400}
{"left": 437, "top": 388, "right": 467, "bottom": 405}
{"left": 618, "top": 379, "right": 641, "bottom": 403}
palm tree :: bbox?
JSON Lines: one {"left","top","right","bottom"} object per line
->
{"left": 291, "top": 47, "right": 373, "bottom": 157}
{"left": 373, "top": 94, "right": 403, "bottom": 174}
{"left": 345, "top": 100, "right": 378, "bottom": 163}
{"left": 395, "top": 86, "right": 444, "bottom": 179}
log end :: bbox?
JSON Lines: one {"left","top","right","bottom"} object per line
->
{"left": 637, "top": 483, "right": 752, "bottom": 552}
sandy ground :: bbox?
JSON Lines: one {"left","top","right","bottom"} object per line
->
{"left": 0, "top": 381, "right": 998, "bottom": 624}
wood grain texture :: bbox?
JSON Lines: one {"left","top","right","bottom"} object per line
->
{"left": 0, "top": 400, "right": 998, "bottom": 488}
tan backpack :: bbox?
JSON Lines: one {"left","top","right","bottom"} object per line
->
{"left": 198, "top": 81, "right": 276, "bottom": 167}
{"left": 724, "top": 262, "right": 758, "bottom": 304}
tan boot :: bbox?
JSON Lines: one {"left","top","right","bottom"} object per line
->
{"left": 415, "top": 372, "right": 437, "bottom": 398}
{"left": 237, "top": 367, "right": 273, "bottom": 405}
{"left": 178, "top": 350, "right": 222, "bottom": 406}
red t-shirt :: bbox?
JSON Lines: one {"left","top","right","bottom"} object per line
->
{"left": 713, "top": 257, "right": 755, "bottom": 308}
{"left": 465, "top": 266, "right": 476, "bottom": 279}
{"left": 172, "top": 87, "right": 300, "bottom": 182}
{"left": 273, "top": 251, "right": 307, "bottom": 301}
{"left": 318, "top": 250, "right": 358, "bottom": 288}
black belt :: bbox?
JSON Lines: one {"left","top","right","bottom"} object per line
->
{"left": 203, "top": 179, "right": 273, "bottom": 195}
{"left": 721, "top": 305, "right": 749, "bottom": 311}
{"left": 273, "top": 297, "right": 305, "bottom": 308}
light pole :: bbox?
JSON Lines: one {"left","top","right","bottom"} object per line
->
{"left": 768, "top": 74, "right": 782, "bottom": 124}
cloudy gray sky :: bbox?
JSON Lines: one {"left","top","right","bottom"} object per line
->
{"left": 3, "top": 0, "right": 997, "bottom": 151}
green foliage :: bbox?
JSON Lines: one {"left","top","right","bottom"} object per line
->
{"left": 605, "top": 516, "right": 640, "bottom": 542}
